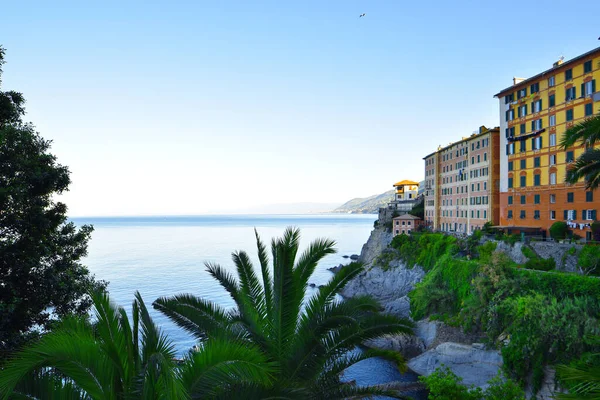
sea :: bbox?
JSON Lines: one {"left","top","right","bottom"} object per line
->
{"left": 73, "top": 214, "right": 423, "bottom": 398}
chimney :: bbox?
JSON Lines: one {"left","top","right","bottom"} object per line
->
{"left": 553, "top": 59, "right": 564, "bottom": 67}
{"left": 513, "top": 77, "right": 525, "bottom": 85}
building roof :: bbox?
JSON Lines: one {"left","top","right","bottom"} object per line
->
{"left": 393, "top": 214, "right": 421, "bottom": 220}
{"left": 393, "top": 180, "right": 419, "bottom": 187}
{"left": 494, "top": 46, "right": 600, "bottom": 98}
{"left": 422, "top": 126, "right": 500, "bottom": 159}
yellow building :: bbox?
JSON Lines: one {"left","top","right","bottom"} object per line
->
{"left": 494, "top": 47, "right": 600, "bottom": 239}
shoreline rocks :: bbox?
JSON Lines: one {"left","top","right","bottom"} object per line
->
{"left": 407, "top": 342, "right": 503, "bottom": 388}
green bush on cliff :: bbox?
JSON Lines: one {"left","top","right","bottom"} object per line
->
{"left": 405, "top": 232, "right": 600, "bottom": 391}
{"left": 420, "top": 367, "right": 525, "bottom": 400}
{"left": 390, "top": 232, "right": 456, "bottom": 270}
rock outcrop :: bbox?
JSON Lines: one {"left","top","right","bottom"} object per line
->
{"left": 407, "top": 342, "right": 503, "bottom": 388}
{"left": 414, "top": 318, "right": 483, "bottom": 350}
{"left": 357, "top": 226, "right": 394, "bottom": 267}
{"left": 364, "top": 334, "right": 425, "bottom": 359}
{"left": 341, "top": 260, "right": 424, "bottom": 319}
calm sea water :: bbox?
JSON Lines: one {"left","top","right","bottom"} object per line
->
{"left": 73, "top": 214, "right": 422, "bottom": 397}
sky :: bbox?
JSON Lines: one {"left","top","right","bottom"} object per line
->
{"left": 1, "top": 0, "right": 599, "bottom": 216}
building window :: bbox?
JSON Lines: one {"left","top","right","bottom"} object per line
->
{"left": 533, "top": 99, "right": 542, "bottom": 113}
{"left": 517, "top": 88, "right": 527, "bottom": 99}
{"left": 506, "top": 109, "right": 514, "bottom": 121}
{"left": 567, "top": 192, "right": 574, "bottom": 202}
{"left": 585, "top": 103, "right": 593, "bottom": 116}
{"left": 519, "top": 123, "right": 525, "bottom": 134}
{"left": 521, "top": 195, "right": 526, "bottom": 204}
{"left": 508, "top": 161, "right": 513, "bottom": 171}
{"left": 548, "top": 76, "right": 555, "bottom": 87}
{"left": 549, "top": 154, "right": 556, "bottom": 165}
{"left": 532, "top": 136, "right": 543, "bottom": 150}
{"left": 565, "top": 68, "right": 573, "bottom": 81}
{"left": 520, "top": 176, "right": 526, "bottom": 187}
{"left": 584, "top": 80, "right": 596, "bottom": 96}
{"left": 508, "top": 210, "right": 513, "bottom": 219}
{"left": 484, "top": 182, "right": 487, "bottom": 190}
{"left": 550, "top": 133, "right": 556, "bottom": 146}
{"left": 549, "top": 114, "right": 556, "bottom": 127}
{"left": 534, "top": 210, "right": 540, "bottom": 220}
{"left": 534, "top": 194, "right": 540, "bottom": 204}
{"left": 505, "top": 93, "right": 514, "bottom": 103}
{"left": 534, "top": 174, "right": 541, "bottom": 186}
{"left": 550, "top": 173, "right": 557, "bottom": 185}
{"left": 530, "top": 82, "right": 539, "bottom": 93}
{"left": 532, "top": 119, "right": 543, "bottom": 131}
{"left": 566, "top": 151, "right": 575, "bottom": 162}
{"left": 549, "top": 94, "right": 555, "bottom": 107}
{"left": 508, "top": 195, "right": 513, "bottom": 205}
{"left": 484, "top": 153, "right": 487, "bottom": 161}
{"left": 587, "top": 191, "right": 594, "bottom": 202}
{"left": 520, "top": 159, "right": 526, "bottom": 169}
{"left": 584, "top": 60, "right": 593, "bottom": 74}
{"left": 508, "top": 178, "right": 513, "bottom": 188}
{"left": 520, "top": 140, "right": 526, "bottom": 152}
{"left": 550, "top": 210, "right": 556, "bottom": 220}
{"left": 566, "top": 109, "right": 574, "bottom": 121}
{"left": 534, "top": 157, "right": 540, "bottom": 168}
{"left": 477, "top": 210, "right": 480, "bottom": 219}
{"left": 566, "top": 87, "right": 576, "bottom": 101}
{"left": 550, "top": 194, "right": 556, "bottom": 203}
{"left": 520, "top": 210, "right": 526, "bottom": 219}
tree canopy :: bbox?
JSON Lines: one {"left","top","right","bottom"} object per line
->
{"left": 0, "top": 45, "right": 106, "bottom": 358}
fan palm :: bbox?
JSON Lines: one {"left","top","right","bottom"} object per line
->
{"left": 154, "top": 227, "right": 414, "bottom": 399}
{"left": 0, "top": 291, "right": 275, "bottom": 399}
{"left": 560, "top": 114, "right": 600, "bottom": 190}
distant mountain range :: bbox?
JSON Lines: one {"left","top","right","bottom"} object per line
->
{"left": 332, "top": 190, "right": 395, "bottom": 214}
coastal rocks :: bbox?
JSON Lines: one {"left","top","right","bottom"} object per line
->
{"left": 350, "top": 254, "right": 359, "bottom": 260}
{"left": 357, "top": 226, "right": 394, "bottom": 267}
{"left": 364, "top": 334, "right": 425, "bottom": 359}
{"left": 328, "top": 264, "right": 345, "bottom": 273}
{"left": 341, "top": 262, "right": 425, "bottom": 319}
{"left": 494, "top": 241, "right": 528, "bottom": 264}
{"left": 530, "top": 242, "right": 581, "bottom": 272}
{"left": 414, "top": 318, "right": 483, "bottom": 350}
{"left": 407, "top": 342, "right": 503, "bottom": 388}
{"left": 525, "top": 367, "right": 566, "bottom": 399}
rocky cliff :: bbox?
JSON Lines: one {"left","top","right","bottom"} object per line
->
{"left": 332, "top": 190, "right": 395, "bottom": 214}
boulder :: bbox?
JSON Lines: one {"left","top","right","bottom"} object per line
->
{"left": 328, "top": 264, "right": 344, "bottom": 273}
{"left": 407, "top": 342, "right": 503, "bottom": 388}
{"left": 341, "top": 263, "right": 425, "bottom": 319}
{"left": 364, "top": 333, "right": 425, "bottom": 358}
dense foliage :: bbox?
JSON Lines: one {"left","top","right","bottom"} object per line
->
{"left": 0, "top": 46, "right": 105, "bottom": 358}
{"left": 550, "top": 221, "right": 569, "bottom": 241}
{"left": 420, "top": 367, "right": 525, "bottom": 400}
{"left": 560, "top": 114, "right": 600, "bottom": 190}
{"left": 0, "top": 291, "right": 276, "bottom": 399}
{"left": 154, "top": 227, "right": 413, "bottom": 399}
{"left": 392, "top": 232, "right": 600, "bottom": 391}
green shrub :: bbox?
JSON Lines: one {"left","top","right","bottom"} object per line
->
{"left": 476, "top": 241, "right": 497, "bottom": 262}
{"left": 524, "top": 257, "right": 555, "bottom": 271}
{"left": 579, "top": 245, "right": 600, "bottom": 275}
{"left": 550, "top": 221, "right": 568, "bottom": 241}
{"left": 420, "top": 367, "right": 525, "bottom": 400}
{"left": 489, "top": 294, "right": 600, "bottom": 391}
{"left": 503, "top": 233, "right": 521, "bottom": 246}
{"left": 521, "top": 246, "right": 537, "bottom": 260}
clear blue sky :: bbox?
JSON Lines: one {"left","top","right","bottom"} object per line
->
{"left": 2, "top": 0, "right": 599, "bottom": 215}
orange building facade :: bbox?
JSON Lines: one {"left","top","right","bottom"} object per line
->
{"left": 423, "top": 126, "right": 500, "bottom": 233}
{"left": 495, "top": 47, "right": 600, "bottom": 239}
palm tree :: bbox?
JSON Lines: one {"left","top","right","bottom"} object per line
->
{"left": 0, "top": 291, "right": 275, "bottom": 399}
{"left": 560, "top": 114, "right": 600, "bottom": 190}
{"left": 154, "top": 227, "right": 414, "bottom": 399}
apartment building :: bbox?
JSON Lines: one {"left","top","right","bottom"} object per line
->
{"left": 494, "top": 47, "right": 600, "bottom": 239}
{"left": 423, "top": 126, "right": 500, "bottom": 233}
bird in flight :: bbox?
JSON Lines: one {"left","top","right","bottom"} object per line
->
{"left": 359, "top": 13, "right": 366, "bottom": 17}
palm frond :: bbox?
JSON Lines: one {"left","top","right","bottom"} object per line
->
{"left": 565, "top": 148, "right": 600, "bottom": 190}
{"left": 180, "top": 339, "right": 276, "bottom": 399}
{"left": 560, "top": 115, "right": 600, "bottom": 149}
{"left": 293, "top": 237, "right": 337, "bottom": 300}
{"left": 255, "top": 228, "right": 274, "bottom": 317}
{"left": 153, "top": 294, "right": 233, "bottom": 340}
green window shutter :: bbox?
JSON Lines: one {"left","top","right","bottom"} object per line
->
{"left": 539, "top": 99, "right": 542, "bottom": 110}
{"left": 593, "top": 80, "right": 597, "bottom": 93}
{"left": 593, "top": 210, "right": 597, "bottom": 220}
{"left": 531, "top": 121, "right": 535, "bottom": 130}
{"left": 573, "top": 86, "right": 577, "bottom": 98}
{"left": 582, "top": 83, "right": 585, "bottom": 96}
{"left": 573, "top": 210, "right": 577, "bottom": 220}
{"left": 564, "top": 210, "right": 568, "bottom": 220}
